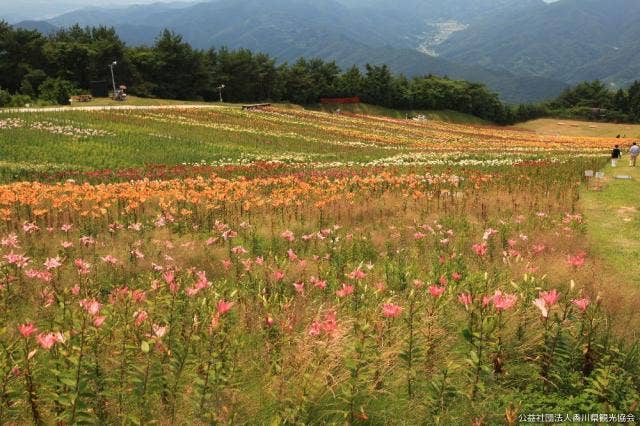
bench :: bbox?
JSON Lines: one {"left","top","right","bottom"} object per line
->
{"left": 242, "top": 103, "right": 271, "bottom": 110}
{"left": 71, "top": 94, "right": 93, "bottom": 103}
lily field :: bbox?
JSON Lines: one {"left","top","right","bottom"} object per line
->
{"left": 0, "top": 105, "right": 638, "bottom": 425}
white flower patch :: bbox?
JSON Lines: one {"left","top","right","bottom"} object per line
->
{"left": 28, "top": 121, "right": 115, "bottom": 139}
{"left": 0, "top": 118, "right": 26, "bottom": 129}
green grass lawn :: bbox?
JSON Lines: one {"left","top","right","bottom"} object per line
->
{"left": 581, "top": 161, "right": 640, "bottom": 286}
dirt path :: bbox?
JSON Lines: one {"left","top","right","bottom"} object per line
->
{"left": 514, "top": 118, "right": 640, "bottom": 138}
{"left": 0, "top": 104, "right": 224, "bottom": 114}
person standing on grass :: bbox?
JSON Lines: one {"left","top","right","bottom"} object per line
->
{"left": 630, "top": 142, "right": 640, "bottom": 167}
{"left": 611, "top": 144, "right": 622, "bottom": 167}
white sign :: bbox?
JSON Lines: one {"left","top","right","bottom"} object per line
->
{"left": 595, "top": 172, "right": 605, "bottom": 179}
{"left": 584, "top": 170, "right": 594, "bottom": 177}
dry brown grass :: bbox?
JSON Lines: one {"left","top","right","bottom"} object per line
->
{"left": 514, "top": 118, "right": 640, "bottom": 139}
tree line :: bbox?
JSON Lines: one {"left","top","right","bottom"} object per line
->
{"left": 549, "top": 80, "right": 640, "bottom": 123}
{"left": 512, "top": 80, "right": 640, "bottom": 124}
{"left": 0, "top": 23, "right": 515, "bottom": 123}
{"left": 2, "top": 22, "right": 640, "bottom": 125}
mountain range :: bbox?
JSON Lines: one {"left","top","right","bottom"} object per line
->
{"left": 8, "top": 0, "right": 640, "bottom": 103}
{"left": 438, "top": 0, "right": 640, "bottom": 88}
{"left": 0, "top": 0, "right": 198, "bottom": 22}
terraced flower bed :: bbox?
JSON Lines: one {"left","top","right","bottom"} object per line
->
{"left": 1, "top": 106, "right": 637, "bottom": 424}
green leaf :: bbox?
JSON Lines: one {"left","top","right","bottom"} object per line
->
{"left": 57, "top": 395, "right": 73, "bottom": 406}
{"left": 344, "top": 359, "right": 357, "bottom": 372}
{"left": 141, "top": 341, "right": 150, "bottom": 353}
{"left": 60, "top": 377, "right": 76, "bottom": 387}
{"left": 482, "top": 316, "right": 497, "bottom": 334}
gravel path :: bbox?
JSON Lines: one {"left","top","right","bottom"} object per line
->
{"left": 0, "top": 104, "right": 224, "bottom": 113}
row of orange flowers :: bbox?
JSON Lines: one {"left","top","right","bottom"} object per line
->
{"left": 0, "top": 170, "right": 483, "bottom": 223}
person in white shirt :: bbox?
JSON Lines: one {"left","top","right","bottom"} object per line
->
{"left": 630, "top": 142, "right": 640, "bottom": 167}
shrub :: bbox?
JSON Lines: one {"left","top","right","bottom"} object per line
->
{"left": 0, "top": 88, "right": 11, "bottom": 107}
{"left": 38, "top": 78, "right": 77, "bottom": 105}
{"left": 20, "top": 70, "right": 48, "bottom": 98}
{"left": 8, "top": 94, "right": 32, "bottom": 108}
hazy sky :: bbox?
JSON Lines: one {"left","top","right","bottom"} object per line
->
{"left": 1, "top": 0, "right": 201, "bottom": 22}
{"left": 1, "top": 0, "right": 560, "bottom": 23}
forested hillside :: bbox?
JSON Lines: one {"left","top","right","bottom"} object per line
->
{"left": 13, "top": 0, "right": 567, "bottom": 103}
{"left": 0, "top": 24, "right": 515, "bottom": 123}
{"left": 439, "top": 0, "right": 640, "bottom": 87}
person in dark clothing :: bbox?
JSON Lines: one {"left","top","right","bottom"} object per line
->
{"left": 611, "top": 144, "right": 622, "bottom": 167}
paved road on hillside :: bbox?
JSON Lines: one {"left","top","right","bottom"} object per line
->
{"left": 0, "top": 104, "right": 224, "bottom": 113}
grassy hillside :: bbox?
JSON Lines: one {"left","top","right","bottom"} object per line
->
{"left": 0, "top": 105, "right": 611, "bottom": 183}
{"left": 71, "top": 96, "right": 210, "bottom": 107}
{"left": 310, "top": 103, "right": 490, "bottom": 124}
{"left": 14, "top": 98, "right": 491, "bottom": 125}
{"left": 3, "top": 105, "right": 640, "bottom": 425}
{"left": 515, "top": 118, "right": 640, "bottom": 139}
{"left": 581, "top": 163, "right": 640, "bottom": 287}
{"left": 580, "top": 163, "right": 640, "bottom": 339}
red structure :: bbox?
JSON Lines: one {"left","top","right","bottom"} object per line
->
{"left": 320, "top": 96, "right": 361, "bottom": 105}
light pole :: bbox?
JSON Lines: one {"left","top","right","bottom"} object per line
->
{"left": 109, "top": 61, "right": 117, "bottom": 98}
{"left": 217, "top": 84, "right": 225, "bottom": 102}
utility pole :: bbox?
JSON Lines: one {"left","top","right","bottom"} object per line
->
{"left": 217, "top": 84, "right": 225, "bottom": 102}
{"left": 109, "top": 61, "right": 118, "bottom": 98}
